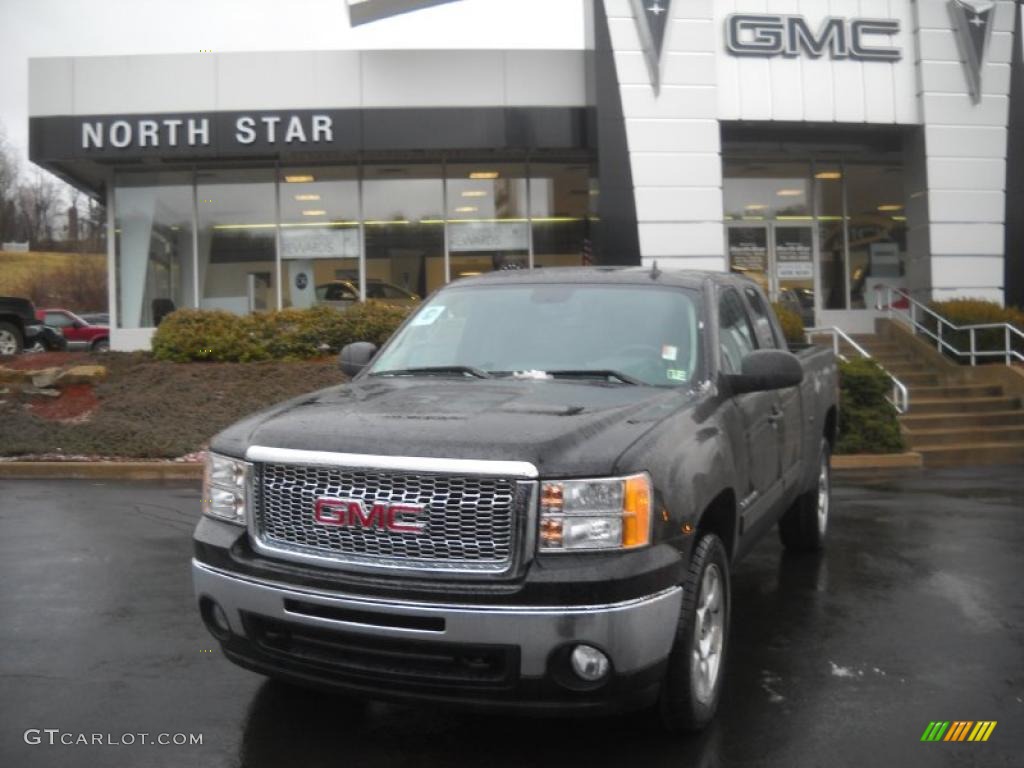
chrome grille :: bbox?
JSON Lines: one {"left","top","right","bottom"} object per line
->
{"left": 254, "top": 462, "right": 520, "bottom": 572}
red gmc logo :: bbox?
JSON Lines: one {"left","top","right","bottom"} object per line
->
{"left": 313, "top": 498, "right": 426, "bottom": 534}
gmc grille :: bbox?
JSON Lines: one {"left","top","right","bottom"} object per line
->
{"left": 253, "top": 462, "right": 524, "bottom": 573}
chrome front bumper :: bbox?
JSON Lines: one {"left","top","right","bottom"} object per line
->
{"left": 192, "top": 560, "right": 682, "bottom": 677}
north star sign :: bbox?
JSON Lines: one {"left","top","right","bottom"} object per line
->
{"left": 726, "top": 14, "right": 902, "bottom": 61}
{"left": 79, "top": 113, "right": 335, "bottom": 150}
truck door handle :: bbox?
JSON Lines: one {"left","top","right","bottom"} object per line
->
{"left": 768, "top": 405, "right": 783, "bottom": 422}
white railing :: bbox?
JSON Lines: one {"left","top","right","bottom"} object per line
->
{"left": 875, "top": 286, "right": 1024, "bottom": 366}
{"left": 805, "top": 326, "right": 910, "bottom": 414}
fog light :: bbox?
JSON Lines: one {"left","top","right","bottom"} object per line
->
{"left": 570, "top": 644, "right": 610, "bottom": 682}
{"left": 200, "top": 597, "right": 232, "bottom": 640}
{"left": 211, "top": 603, "right": 230, "bottom": 634}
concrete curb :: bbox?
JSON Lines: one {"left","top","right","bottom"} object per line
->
{"left": 0, "top": 462, "right": 203, "bottom": 480}
{"left": 832, "top": 452, "right": 923, "bottom": 470}
{"left": 2, "top": 453, "right": 924, "bottom": 479}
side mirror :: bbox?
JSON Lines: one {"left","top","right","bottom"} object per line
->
{"left": 725, "top": 349, "right": 803, "bottom": 395}
{"left": 339, "top": 341, "right": 378, "bottom": 379}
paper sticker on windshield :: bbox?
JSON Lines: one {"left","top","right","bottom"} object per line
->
{"left": 412, "top": 306, "right": 445, "bottom": 326}
{"left": 661, "top": 345, "right": 678, "bottom": 361}
{"left": 666, "top": 369, "right": 688, "bottom": 382}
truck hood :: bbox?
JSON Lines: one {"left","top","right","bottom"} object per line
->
{"left": 211, "top": 377, "right": 698, "bottom": 477}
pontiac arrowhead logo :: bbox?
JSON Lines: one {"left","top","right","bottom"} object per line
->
{"left": 949, "top": 0, "right": 995, "bottom": 103}
{"left": 630, "top": 0, "right": 673, "bottom": 92}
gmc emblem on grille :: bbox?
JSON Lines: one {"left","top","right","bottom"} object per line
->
{"left": 313, "top": 498, "right": 427, "bottom": 534}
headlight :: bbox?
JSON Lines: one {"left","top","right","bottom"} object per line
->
{"left": 203, "top": 452, "right": 250, "bottom": 525}
{"left": 539, "top": 472, "right": 652, "bottom": 551}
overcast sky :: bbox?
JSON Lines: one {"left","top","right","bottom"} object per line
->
{"left": 0, "top": 0, "right": 585, "bottom": 165}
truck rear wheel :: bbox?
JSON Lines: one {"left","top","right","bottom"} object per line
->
{"left": 658, "top": 533, "right": 730, "bottom": 733}
{"left": 779, "top": 438, "right": 831, "bottom": 552}
{"left": 0, "top": 322, "right": 23, "bottom": 356}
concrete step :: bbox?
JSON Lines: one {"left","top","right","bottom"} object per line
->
{"left": 909, "top": 384, "right": 1004, "bottom": 399}
{"left": 895, "top": 372, "right": 942, "bottom": 387}
{"left": 916, "top": 442, "right": 1024, "bottom": 467}
{"left": 904, "top": 425, "right": 1024, "bottom": 448}
{"left": 900, "top": 409, "right": 1024, "bottom": 430}
{"left": 907, "top": 396, "right": 1021, "bottom": 415}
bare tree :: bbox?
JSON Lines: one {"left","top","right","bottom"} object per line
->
{"left": 16, "top": 170, "right": 62, "bottom": 248}
{"left": 0, "top": 123, "right": 20, "bottom": 242}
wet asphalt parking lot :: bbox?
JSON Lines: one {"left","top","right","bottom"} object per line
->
{"left": 1, "top": 466, "right": 1022, "bottom": 768}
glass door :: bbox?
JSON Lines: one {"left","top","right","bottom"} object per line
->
{"left": 727, "top": 222, "right": 816, "bottom": 326}
{"left": 773, "top": 225, "right": 815, "bottom": 327}
{"left": 726, "top": 224, "right": 770, "bottom": 294}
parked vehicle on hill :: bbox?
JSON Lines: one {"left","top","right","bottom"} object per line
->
{"left": 193, "top": 267, "right": 838, "bottom": 732}
{"left": 0, "top": 296, "right": 50, "bottom": 355}
{"left": 315, "top": 279, "right": 420, "bottom": 310}
{"left": 36, "top": 308, "right": 109, "bottom": 351}
{"left": 79, "top": 312, "right": 110, "bottom": 326}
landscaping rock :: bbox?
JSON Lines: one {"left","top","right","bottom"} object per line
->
{"left": 31, "top": 368, "right": 63, "bottom": 388}
{"left": 23, "top": 386, "right": 61, "bottom": 398}
{"left": 59, "top": 365, "right": 108, "bottom": 384}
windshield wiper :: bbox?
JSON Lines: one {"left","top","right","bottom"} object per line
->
{"left": 371, "top": 366, "right": 492, "bottom": 379}
{"left": 544, "top": 369, "right": 643, "bottom": 385}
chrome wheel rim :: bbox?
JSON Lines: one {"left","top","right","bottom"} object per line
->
{"left": 691, "top": 563, "right": 725, "bottom": 705}
{"left": 0, "top": 330, "right": 17, "bottom": 355}
{"left": 817, "top": 454, "right": 830, "bottom": 536}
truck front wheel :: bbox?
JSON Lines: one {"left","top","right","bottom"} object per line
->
{"left": 0, "top": 322, "right": 23, "bottom": 356}
{"left": 658, "top": 533, "right": 731, "bottom": 733}
{"left": 779, "top": 438, "right": 831, "bottom": 552}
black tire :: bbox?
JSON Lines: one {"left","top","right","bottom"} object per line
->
{"left": 779, "top": 438, "right": 831, "bottom": 552}
{"left": 92, "top": 338, "right": 110, "bottom": 352}
{"left": 0, "top": 321, "right": 23, "bottom": 356}
{"left": 658, "top": 533, "right": 731, "bottom": 733}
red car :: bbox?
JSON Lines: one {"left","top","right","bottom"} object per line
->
{"left": 36, "top": 308, "right": 110, "bottom": 351}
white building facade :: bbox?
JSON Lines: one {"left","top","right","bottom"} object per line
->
{"left": 27, "top": 0, "right": 1021, "bottom": 348}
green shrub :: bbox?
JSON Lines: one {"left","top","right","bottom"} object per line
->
{"left": 771, "top": 302, "right": 806, "bottom": 345}
{"left": 152, "top": 303, "right": 411, "bottom": 362}
{"left": 923, "top": 298, "right": 1024, "bottom": 363}
{"left": 836, "top": 358, "right": 904, "bottom": 455}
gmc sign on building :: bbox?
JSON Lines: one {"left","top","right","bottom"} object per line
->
{"left": 726, "top": 13, "right": 902, "bottom": 60}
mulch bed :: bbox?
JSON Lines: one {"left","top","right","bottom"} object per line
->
{"left": 27, "top": 383, "right": 99, "bottom": 423}
{"left": 0, "top": 352, "right": 345, "bottom": 459}
{"left": 1, "top": 351, "right": 93, "bottom": 371}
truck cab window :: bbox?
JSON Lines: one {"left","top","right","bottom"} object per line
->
{"left": 719, "top": 289, "right": 757, "bottom": 374}
{"left": 743, "top": 285, "right": 779, "bottom": 349}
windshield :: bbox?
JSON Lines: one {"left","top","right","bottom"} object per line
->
{"left": 369, "top": 282, "right": 703, "bottom": 387}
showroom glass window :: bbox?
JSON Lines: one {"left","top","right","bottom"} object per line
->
{"left": 530, "top": 162, "right": 593, "bottom": 269}
{"left": 196, "top": 169, "right": 277, "bottom": 314}
{"left": 363, "top": 165, "right": 442, "bottom": 300}
{"left": 278, "top": 167, "right": 360, "bottom": 309}
{"left": 114, "top": 171, "right": 196, "bottom": 328}
{"left": 844, "top": 163, "right": 907, "bottom": 309}
{"left": 813, "top": 162, "right": 846, "bottom": 310}
{"left": 446, "top": 162, "right": 529, "bottom": 278}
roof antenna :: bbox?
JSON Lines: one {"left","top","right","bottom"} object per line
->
{"left": 649, "top": 260, "right": 661, "bottom": 280}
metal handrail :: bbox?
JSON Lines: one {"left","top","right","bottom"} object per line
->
{"left": 805, "top": 326, "right": 909, "bottom": 414}
{"left": 875, "top": 286, "right": 1024, "bottom": 366}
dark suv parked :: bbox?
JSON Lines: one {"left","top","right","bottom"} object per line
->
{"left": 0, "top": 297, "right": 55, "bottom": 355}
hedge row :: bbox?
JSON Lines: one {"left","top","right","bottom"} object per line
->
{"left": 771, "top": 302, "right": 806, "bottom": 345}
{"left": 151, "top": 303, "right": 411, "bottom": 362}
{"left": 924, "top": 298, "right": 1024, "bottom": 363}
{"left": 836, "top": 358, "right": 904, "bottom": 455}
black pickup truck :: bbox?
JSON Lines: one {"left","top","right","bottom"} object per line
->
{"left": 193, "top": 268, "right": 838, "bottom": 731}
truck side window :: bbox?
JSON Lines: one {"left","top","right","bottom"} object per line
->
{"left": 743, "top": 286, "right": 779, "bottom": 349}
{"left": 719, "top": 289, "right": 757, "bottom": 374}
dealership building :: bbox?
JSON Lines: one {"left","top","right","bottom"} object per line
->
{"left": 27, "top": 0, "right": 1023, "bottom": 349}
